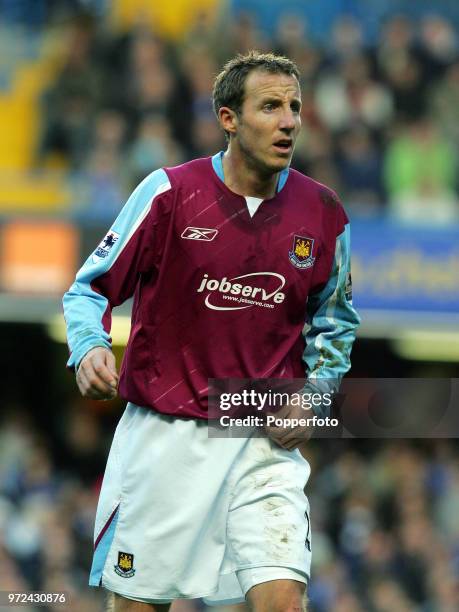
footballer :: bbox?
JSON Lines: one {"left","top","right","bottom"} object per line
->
{"left": 63, "top": 51, "right": 360, "bottom": 612}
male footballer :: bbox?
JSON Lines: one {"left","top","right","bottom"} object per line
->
{"left": 63, "top": 51, "right": 360, "bottom": 612}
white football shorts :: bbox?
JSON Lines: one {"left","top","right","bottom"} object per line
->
{"left": 89, "top": 403, "right": 312, "bottom": 604}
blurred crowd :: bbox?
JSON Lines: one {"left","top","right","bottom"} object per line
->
{"left": 32, "top": 9, "right": 459, "bottom": 226}
{"left": 1, "top": 404, "right": 459, "bottom": 612}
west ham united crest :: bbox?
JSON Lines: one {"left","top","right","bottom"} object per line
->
{"left": 288, "top": 235, "right": 316, "bottom": 269}
{"left": 114, "top": 551, "right": 136, "bottom": 578}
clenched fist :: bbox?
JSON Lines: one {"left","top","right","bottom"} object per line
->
{"left": 76, "top": 347, "right": 118, "bottom": 400}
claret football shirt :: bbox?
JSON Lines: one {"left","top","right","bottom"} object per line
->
{"left": 63, "top": 152, "right": 359, "bottom": 418}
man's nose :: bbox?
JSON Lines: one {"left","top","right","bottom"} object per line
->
{"left": 279, "top": 108, "right": 296, "bottom": 131}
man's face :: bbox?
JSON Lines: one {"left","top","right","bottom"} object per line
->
{"left": 233, "top": 69, "right": 302, "bottom": 174}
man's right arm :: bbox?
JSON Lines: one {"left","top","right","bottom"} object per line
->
{"left": 63, "top": 168, "right": 171, "bottom": 398}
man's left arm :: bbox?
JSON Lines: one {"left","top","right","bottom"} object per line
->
{"left": 302, "top": 221, "right": 361, "bottom": 417}
{"left": 265, "top": 221, "right": 360, "bottom": 450}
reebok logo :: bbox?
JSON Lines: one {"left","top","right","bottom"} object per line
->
{"left": 181, "top": 227, "right": 218, "bottom": 241}
{"left": 197, "top": 272, "right": 286, "bottom": 311}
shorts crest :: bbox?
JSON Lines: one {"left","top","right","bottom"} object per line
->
{"left": 114, "top": 551, "right": 136, "bottom": 578}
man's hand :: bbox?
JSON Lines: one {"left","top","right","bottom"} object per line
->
{"left": 76, "top": 347, "right": 119, "bottom": 400}
{"left": 264, "top": 402, "right": 315, "bottom": 451}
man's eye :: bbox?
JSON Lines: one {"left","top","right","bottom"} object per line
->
{"left": 263, "top": 103, "right": 275, "bottom": 111}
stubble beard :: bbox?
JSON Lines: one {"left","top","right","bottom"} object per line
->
{"left": 237, "top": 134, "right": 290, "bottom": 179}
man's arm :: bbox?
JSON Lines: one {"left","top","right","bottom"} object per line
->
{"left": 63, "top": 168, "right": 171, "bottom": 398}
{"left": 302, "top": 221, "right": 360, "bottom": 414}
{"left": 266, "top": 221, "right": 360, "bottom": 450}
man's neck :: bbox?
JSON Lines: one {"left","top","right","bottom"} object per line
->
{"left": 222, "top": 147, "right": 279, "bottom": 200}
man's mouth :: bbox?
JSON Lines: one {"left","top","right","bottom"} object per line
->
{"left": 272, "top": 139, "right": 293, "bottom": 154}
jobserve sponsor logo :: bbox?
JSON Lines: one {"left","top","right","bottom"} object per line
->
{"left": 197, "top": 272, "right": 286, "bottom": 311}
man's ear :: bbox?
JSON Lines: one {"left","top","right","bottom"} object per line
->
{"left": 218, "top": 107, "right": 238, "bottom": 137}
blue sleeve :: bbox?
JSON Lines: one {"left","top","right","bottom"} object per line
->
{"left": 63, "top": 168, "right": 171, "bottom": 370}
{"left": 302, "top": 223, "right": 360, "bottom": 411}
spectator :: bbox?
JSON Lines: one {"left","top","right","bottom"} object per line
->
{"left": 380, "top": 52, "right": 427, "bottom": 122}
{"left": 37, "top": 14, "right": 102, "bottom": 168}
{"left": 368, "top": 577, "right": 418, "bottom": 612}
{"left": 430, "top": 60, "right": 459, "bottom": 145}
{"left": 69, "top": 109, "right": 128, "bottom": 223}
{"left": 384, "top": 118, "right": 459, "bottom": 225}
{"left": 191, "top": 113, "right": 226, "bottom": 158}
{"left": 336, "top": 125, "right": 385, "bottom": 214}
{"left": 226, "top": 10, "right": 267, "bottom": 57}
{"left": 419, "top": 14, "right": 458, "bottom": 81}
{"left": 183, "top": 46, "right": 217, "bottom": 119}
{"left": 126, "top": 114, "right": 184, "bottom": 188}
{"left": 273, "top": 12, "right": 309, "bottom": 61}
{"left": 327, "top": 16, "right": 368, "bottom": 68}
{"left": 115, "top": 29, "right": 193, "bottom": 151}
{"left": 315, "top": 52, "right": 393, "bottom": 133}
{"left": 377, "top": 14, "right": 418, "bottom": 74}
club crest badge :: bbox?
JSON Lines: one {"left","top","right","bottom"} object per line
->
{"left": 93, "top": 230, "right": 120, "bottom": 262}
{"left": 288, "top": 235, "right": 316, "bottom": 269}
{"left": 114, "top": 551, "right": 136, "bottom": 578}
